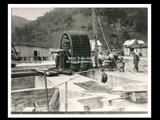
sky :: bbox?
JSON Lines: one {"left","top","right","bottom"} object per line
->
{"left": 10, "top": 4, "right": 150, "bottom": 21}
{"left": 11, "top": 8, "right": 54, "bottom": 21}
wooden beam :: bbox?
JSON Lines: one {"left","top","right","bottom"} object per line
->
{"left": 49, "top": 89, "right": 59, "bottom": 111}
{"left": 11, "top": 71, "right": 42, "bottom": 78}
{"left": 44, "top": 70, "right": 49, "bottom": 112}
{"left": 11, "top": 68, "right": 36, "bottom": 72}
{"left": 92, "top": 8, "right": 98, "bottom": 68}
{"left": 65, "top": 82, "right": 68, "bottom": 112}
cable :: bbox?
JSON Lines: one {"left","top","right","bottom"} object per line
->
{"left": 95, "top": 9, "right": 118, "bottom": 67}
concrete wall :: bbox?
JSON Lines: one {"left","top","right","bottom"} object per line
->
{"left": 78, "top": 96, "right": 103, "bottom": 110}
{"left": 58, "top": 86, "right": 92, "bottom": 111}
{"left": 11, "top": 76, "right": 35, "bottom": 90}
{"left": 11, "top": 75, "right": 54, "bottom": 90}
{"left": 35, "top": 76, "right": 54, "bottom": 88}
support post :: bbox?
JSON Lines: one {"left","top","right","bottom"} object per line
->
{"left": 44, "top": 70, "right": 49, "bottom": 111}
{"left": 92, "top": 8, "right": 98, "bottom": 68}
{"left": 65, "top": 82, "right": 68, "bottom": 112}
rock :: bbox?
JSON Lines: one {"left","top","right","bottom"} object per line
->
{"left": 130, "top": 92, "right": 148, "bottom": 103}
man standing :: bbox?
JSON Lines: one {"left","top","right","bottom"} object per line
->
{"left": 98, "top": 53, "right": 103, "bottom": 68}
{"left": 118, "top": 56, "right": 125, "bottom": 72}
{"left": 101, "top": 68, "right": 108, "bottom": 83}
{"left": 132, "top": 51, "right": 140, "bottom": 71}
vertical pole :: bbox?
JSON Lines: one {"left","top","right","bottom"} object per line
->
{"left": 92, "top": 8, "right": 98, "bottom": 68}
{"left": 44, "top": 70, "right": 49, "bottom": 111}
{"left": 65, "top": 82, "right": 68, "bottom": 112}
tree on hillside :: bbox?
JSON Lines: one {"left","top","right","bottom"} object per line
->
{"left": 12, "top": 8, "right": 148, "bottom": 48}
{"left": 12, "top": 8, "right": 75, "bottom": 48}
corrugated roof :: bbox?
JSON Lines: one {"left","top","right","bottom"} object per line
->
{"left": 123, "top": 39, "right": 144, "bottom": 46}
{"left": 123, "top": 39, "right": 136, "bottom": 46}
{"left": 137, "top": 40, "right": 145, "bottom": 44}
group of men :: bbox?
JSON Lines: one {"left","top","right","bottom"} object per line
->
{"left": 100, "top": 51, "right": 140, "bottom": 84}
{"left": 53, "top": 49, "right": 140, "bottom": 84}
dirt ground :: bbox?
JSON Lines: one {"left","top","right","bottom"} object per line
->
{"left": 124, "top": 56, "right": 148, "bottom": 74}
{"left": 103, "top": 56, "right": 148, "bottom": 82}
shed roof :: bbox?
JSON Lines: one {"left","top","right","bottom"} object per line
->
{"left": 123, "top": 39, "right": 136, "bottom": 46}
{"left": 123, "top": 39, "right": 144, "bottom": 46}
{"left": 126, "top": 42, "right": 148, "bottom": 48}
{"left": 15, "top": 44, "right": 52, "bottom": 48}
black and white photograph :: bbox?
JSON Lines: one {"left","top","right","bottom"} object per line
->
{"left": 8, "top": 4, "right": 151, "bottom": 118}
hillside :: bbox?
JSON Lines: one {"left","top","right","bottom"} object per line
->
{"left": 11, "top": 8, "right": 148, "bottom": 49}
{"left": 12, "top": 15, "right": 31, "bottom": 33}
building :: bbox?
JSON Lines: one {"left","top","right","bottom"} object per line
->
{"left": 123, "top": 39, "right": 148, "bottom": 57}
{"left": 14, "top": 44, "right": 57, "bottom": 61}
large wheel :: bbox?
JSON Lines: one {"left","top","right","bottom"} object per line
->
{"left": 60, "top": 31, "right": 91, "bottom": 71}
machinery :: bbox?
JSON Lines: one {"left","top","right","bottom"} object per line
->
{"left": 53, "top": 31, "right": 92, "bottom": 72}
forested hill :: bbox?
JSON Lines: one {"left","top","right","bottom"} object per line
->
{"left": 12, "top": 16, "right": 31, "bottom": 33}
{"left": 11, "top": 8, "right": 148, "bottom": 49}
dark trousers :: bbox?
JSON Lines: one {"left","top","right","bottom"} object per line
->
{"left": 134, "top": 61, "right": 139, "bottom": 71}
{"left": 102, "top": 78, "right": 107, "bottom": 83}
{"left": 55, "top": 56, "right": 60, "bottom": 68}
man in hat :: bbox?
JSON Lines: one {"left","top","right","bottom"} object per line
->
{"left": 132, "top": 51, "right": 140, "bottom": 71}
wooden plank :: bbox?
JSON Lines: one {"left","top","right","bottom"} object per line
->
{"left": 11, "top": 71, "right": 41, "bottom": 78}
{"left": 49, "top": 89, "right": 59, "bottom": 111}
{"left": 44, "top": 70, "right": 49, "bottom": 112}
{"left": 100, "top": 95, "right": 120, "bottom": 101}
{"left": 125, "top": 90, "right": 147, "bottom": 93}
{"left": 11, "top": 68, "right": 36, "bottom": 72}
{"left": 123, "top": 84, "right": 148, "bottom": 93}
{"left": 36, "top": 70, "right": 59, "bottom": 76}
{"left": 22, "top": 107, "right": 35, "bottom": 112}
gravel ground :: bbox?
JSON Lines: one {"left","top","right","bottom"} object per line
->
{"left": 123, "top": 56, "right": 148, "bottom": 74}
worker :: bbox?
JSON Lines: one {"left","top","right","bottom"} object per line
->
{"left": 118, "top": 56, "right": 125, "bottom": 72}
{"left": 55, "top": 52, "right": 60, "bottom": 68}
{"left": 108, "top": 53, "right": 115, "bottom": 70}
{"left": 98, "top": 53, "right": 103, "bottom": 68}
{"left": 132, "top": 51, "right": 140, "bottom": 71}
{"left": 101, "top": 68, "right": 108, "bottom": 83}
{"left": 91, "top": 52, "right": 95, "bottom": 67}
{"left": 106, "top": 49, "right": 110, "bottom": 56}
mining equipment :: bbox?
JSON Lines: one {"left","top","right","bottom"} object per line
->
{"left": 51, "top": 31, "right": 92, "bottom": 73}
